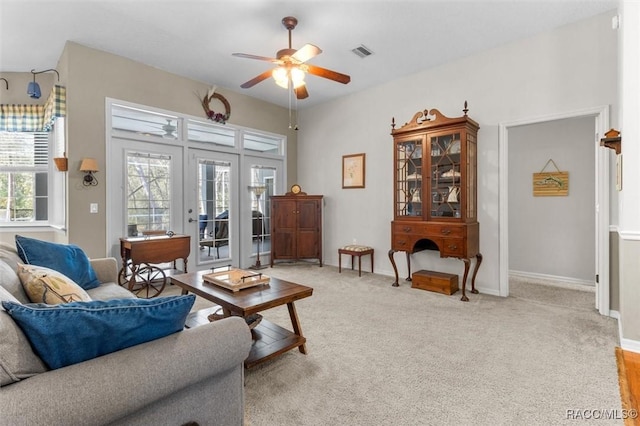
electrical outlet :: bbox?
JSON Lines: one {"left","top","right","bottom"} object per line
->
{"left": 90, "top": 203, "right": 98, "bottom": 213}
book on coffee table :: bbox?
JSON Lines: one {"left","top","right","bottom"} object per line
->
{"left": 202, "top": 268, "right": 270, "bottom": 292}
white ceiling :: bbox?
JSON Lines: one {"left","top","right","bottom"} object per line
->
{"left": 0, "top": 0, "right": 618, "bottom": 109}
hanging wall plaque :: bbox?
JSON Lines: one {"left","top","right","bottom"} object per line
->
{"left": 532, "top": 159, "right": 569, "bottom": 196}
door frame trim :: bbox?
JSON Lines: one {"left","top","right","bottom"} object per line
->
{"left": 498, "top": 105, "right": 610, "bottom": 315}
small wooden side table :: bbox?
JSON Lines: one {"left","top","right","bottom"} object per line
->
{"left": 338, "top": 245, "right": 374, "bottom": 277}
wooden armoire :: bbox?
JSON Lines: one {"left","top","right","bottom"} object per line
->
{"left": 270, "top": 193, "right": 323, "bottom": 266}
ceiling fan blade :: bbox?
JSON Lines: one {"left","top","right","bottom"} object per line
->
{"left": 306, "top": 64, "right": 351, "bottom": 84}
{"left": 240, "top": 70, "right": 274, "bottom": 88}
{"left": 294, "top": 85, "right": 309, "bottom": 99}
{"left": 232, "top": 53, "right": 280, "bottom": 63}
{"left": 291, "top": 44, "right": 322, "bottom": 63}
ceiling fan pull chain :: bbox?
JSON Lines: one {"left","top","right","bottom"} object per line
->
{"left": 288, "top": 82, "right": 293, "bottom": 129}
{"left": 294, "top": 94, "right": 299, "bottom": 131}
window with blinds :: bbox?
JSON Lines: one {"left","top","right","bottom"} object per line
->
{"left": 0, "top": 131, "right": 49, "bottom": 222}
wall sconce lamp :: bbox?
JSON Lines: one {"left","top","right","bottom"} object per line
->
{"left": 27, "top": 68, "right": 60, "bottom": 99}
{"left": 0, "top": 78, "right": 7, "bottom": 90}
{"left": 80, "top": 158, "right": 99, "bottom": 186}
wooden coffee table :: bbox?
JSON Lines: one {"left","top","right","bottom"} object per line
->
{"left": 170, "top": 271, "right": 313, "bottom": 368}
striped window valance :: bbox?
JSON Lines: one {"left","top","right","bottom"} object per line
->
{"left": 0, "top": 85, "right": 66, "bottom": 132}
{"left": 43, "top": 85, "right": 66, "bottom": 131}
{"left": 0, "top": 104, "right": 44, "bottom": 132}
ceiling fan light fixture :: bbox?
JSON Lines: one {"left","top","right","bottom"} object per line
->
{"left": 290, "top": 67, "right": 305, "bottom": 88}
{"left": 234, "top": 15, "right": 350, "bottom": 100}
{"left": 272, "top": 67, "right": 289, "bottom": 88}
{"left": 272, "top": 66, "right": 306, "bottom": 89}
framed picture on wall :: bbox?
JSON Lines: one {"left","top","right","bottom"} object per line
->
{"left": 342, "top": 153, "right": 366, "bottom": 189}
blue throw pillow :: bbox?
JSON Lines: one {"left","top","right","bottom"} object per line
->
{"left": 15, "top": 235, "right": 100, "bottom": 290}
{"left": 2, "top": 295, "right": 195, "bottom": 369}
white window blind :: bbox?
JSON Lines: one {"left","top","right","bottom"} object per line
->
{"left": 0, "top": 131, "right": 49, "bottom": 169}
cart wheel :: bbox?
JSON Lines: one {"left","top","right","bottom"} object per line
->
{"left": 129, "top": 264, "right": 167, "bottom": 298}
{"left": 118, "top": 262, "right": 134, "bottom": 287}
{"left": 118, "top": 262, "right": 148, "bottom": 294}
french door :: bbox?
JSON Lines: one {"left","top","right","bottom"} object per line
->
{"left": 107, "top": 138, "right": 184, "bottom": 263}
{"left": 107, "top": 99, "right": 286, "bottom": 272}
{"left": 187, "top": 148, "right": 239, "bottom": 268}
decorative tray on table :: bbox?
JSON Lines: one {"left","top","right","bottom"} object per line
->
{"left": 203, "top": 268, "right": 270, "bottom": 292}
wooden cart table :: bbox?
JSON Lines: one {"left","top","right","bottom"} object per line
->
{"left": 119, "top": 234, "right": 190, "bottom": 298}
{"left": 171, "top": 270, "right": 313, "bottom": 368}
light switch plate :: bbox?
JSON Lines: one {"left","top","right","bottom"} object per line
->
{"left": 90, "top": 203, "right": 98, "bottom": 213}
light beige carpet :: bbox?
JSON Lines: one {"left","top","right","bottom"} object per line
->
{"left": 168, "top": 265, "right": 621, "bottom": 425}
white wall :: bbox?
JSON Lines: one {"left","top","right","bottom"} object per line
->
{"left": 508, "top": 117, "right": 595, "bottom": 283}
{"left": 618, "top": 0, "right": 640, "bottom": 347}
{"left": 296, "top": 11, "right": 618, "bottom": 296}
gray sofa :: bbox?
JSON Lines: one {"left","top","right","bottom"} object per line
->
{"left": 0, "top": 243, "right": 252, "bottom": 426}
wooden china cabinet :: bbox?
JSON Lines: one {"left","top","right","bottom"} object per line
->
{"left": 389, "top": 102, "right": 482, "bottom": 301}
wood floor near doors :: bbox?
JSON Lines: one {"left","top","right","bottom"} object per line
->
{"left": 616, "top": 347, "right": 640, "bottom": 425}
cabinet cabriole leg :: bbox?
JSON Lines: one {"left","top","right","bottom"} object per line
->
{"left": 460, "top": 258, "right": 471, "bottom": 302}
{"left": 470, "top": 253, "right": 482, "bottom": 294}
{"left": 405, "top": 251, "right": 412, "bottom": 281}
{"left": 389, "top": 249, "right": 400, "bottom": 286}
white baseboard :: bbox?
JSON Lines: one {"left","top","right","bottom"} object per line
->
{"left": 612, "top": 310, "right": 640, "bottom": 353}
{"left": 620, "top": 337, "right": 640, "bottom": 353}
{"left": 509, "top": 270, "right": 595, "bottom": 292}
{"left": 475, "top": 285, "right": 500, "bottom": 297}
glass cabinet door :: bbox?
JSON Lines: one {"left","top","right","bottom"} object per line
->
{"left": 466, "top": 132, "right": 476, "bottom": 220}
{"left": 395, "top": 138, "right": 423, "bottom": 217}
{"left": 429, "top": 132, "right": 462, "bottom": 220}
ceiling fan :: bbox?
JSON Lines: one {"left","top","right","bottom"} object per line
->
{"left": 161, "top": 119, "right": 176, "bottom": 138}
{"left": 232, "top": 16, "right": 351, "bottom": 100}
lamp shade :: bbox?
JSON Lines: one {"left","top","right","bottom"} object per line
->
{"left": 249, "top": 185, "right": 266, "bottom": 197}
{"left": 79, "top": 158, "right": 99, "bottom": 172}
{"left": 272, "top": 67, "right": 289, "bottom": 88}
{"left": 290, "top": 67, "right": 305, "bottom": 89}
{"left": 27, "top": 81, "right": 41, "bottom": 99}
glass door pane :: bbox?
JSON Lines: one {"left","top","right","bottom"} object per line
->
{"left": 188, "top": 148, "right": 239, "bottom": 268}
{"left": 249, "top": 166, "right": 276, "bottom": 266}
{"left": 466, "top": 132, "right": 476, "bottom": 220}
{"left": 395, "top": 138, "right": 423, "bottom": 217}
{"left": 197, "top": 158, "right": 232, "bottom": 262}
{"left": 429, "top": 132, "right": 461, "bottom": 219}
{"left": 125, "top": 152, "right": 172, "bottom": 234}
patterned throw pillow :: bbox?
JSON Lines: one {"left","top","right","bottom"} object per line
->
{"left": 17, "top": 264, "right": 91, "bottom": 304}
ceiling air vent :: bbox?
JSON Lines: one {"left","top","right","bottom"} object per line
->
{"left": 351, "top": 45, "right": 373, "bottom": 58}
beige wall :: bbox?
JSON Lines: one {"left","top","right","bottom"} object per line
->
{"left": 610, "top": 231, "right": 619, "bottom": 312}
{"left": 508, "top": 117, "right": 596, "bottom": 283}
{"left": 0, "top": 72, "right": 57, "bottom": 105}
{"left": 59, "top": 42, "right": 296, "bottom": 258}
